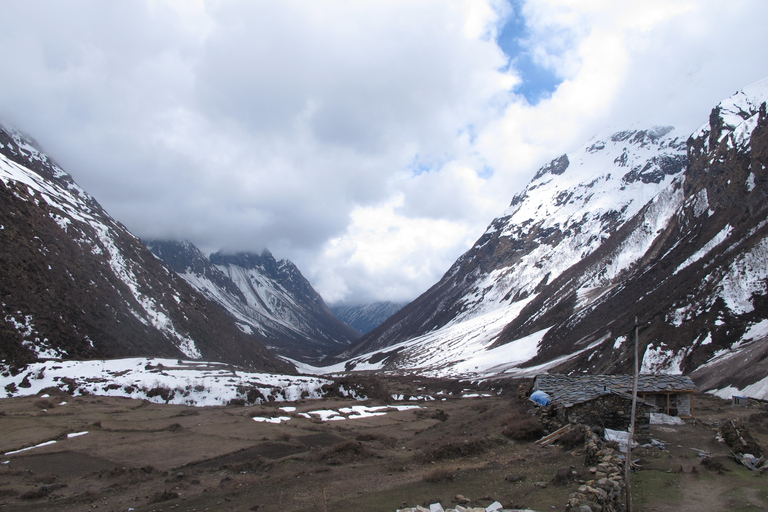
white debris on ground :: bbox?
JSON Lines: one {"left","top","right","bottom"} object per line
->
{"left": 603, "top": 428, "right": 638, "bottom": 450}
{"left": 650, "top": 412, "right": 685, "bottom": 425}
{"left": 297, "top": 404, "right": 421, "bottom": 422}
{"left": 396, "top": 503, "right": 538, "bottom": 512}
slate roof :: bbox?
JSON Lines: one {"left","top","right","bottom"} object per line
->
{"left": 534, "top": 374, "right": 696, "bottom": 408}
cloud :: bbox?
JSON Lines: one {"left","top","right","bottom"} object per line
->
{"left": 1, "top": 0, "right": 767, "bottom": 306}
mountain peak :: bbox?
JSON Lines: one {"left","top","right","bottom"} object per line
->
{"left": 692, "top": 78, "right": 768, "bottom": 152}
{"left": 151, "top": 242, "right": 359, "bottom": 363}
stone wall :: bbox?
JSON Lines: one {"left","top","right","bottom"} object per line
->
{"left": 565, "top": 428, "right": 626, "bottom": 512}
{"left": 560, "top": 394, "right": 652, "bottom": 431}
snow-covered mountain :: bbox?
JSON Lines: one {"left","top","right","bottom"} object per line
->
{"left": 0, "top": 125, "right": 292, "bottom": 373}
{"left": 331, "top": 302, "right": 405, "bottom": 334}
{"left": 329, "top": 80, "right": 768, "bottom": 399}
{"left": 146, "top": 241, "right": 360, "bottom": 363}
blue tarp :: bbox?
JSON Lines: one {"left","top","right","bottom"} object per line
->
{"left": 530, "top": 390, "right": 551, "bottom": 407}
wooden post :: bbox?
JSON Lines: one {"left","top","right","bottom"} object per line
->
{"left": 625, "top": 316, "right": 639, "bottom": 512}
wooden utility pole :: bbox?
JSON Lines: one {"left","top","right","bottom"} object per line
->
{"left": 625, "top": 316, "right": 639, "bottom": 512}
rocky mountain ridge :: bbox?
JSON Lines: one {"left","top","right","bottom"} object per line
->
{"left": 328, "top": 80, "right": 768, "bottom": 399}
{"left": 146, "top": 240, "right": 360, "bottom": 364}
{"left": 0, "top": 125, "right": 292, "bottom": 373}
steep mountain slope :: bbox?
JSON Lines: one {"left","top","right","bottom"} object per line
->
{"left": 331, "top": 302, "right": 405, "bottom": 334}
{"left": 146, "top": 241, "right": 360, "bottom": 363}
{"left": 333, "top": 124, "right": 687, "bottom": 367}
{"left": 331, "top": 80, "right": 768, "bottom": 397}
{"left": 0, "top": 125, "right": 292, "bottom": 373}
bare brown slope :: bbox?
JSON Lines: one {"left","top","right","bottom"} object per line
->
{"left": 0, "top": 126, "right": 292, "bottom": 373}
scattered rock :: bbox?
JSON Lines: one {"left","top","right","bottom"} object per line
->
{"left": 454, "top": 495, "right": 471, "bottom": 505}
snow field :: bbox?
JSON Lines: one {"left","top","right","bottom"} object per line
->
{"left": 0, "top": 358, "right": 334, "bottom": 407}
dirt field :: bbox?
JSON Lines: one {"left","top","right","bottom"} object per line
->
{"left": 0, "top": 378, "right": 766, "bottom": 512}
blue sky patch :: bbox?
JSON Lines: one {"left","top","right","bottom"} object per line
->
{"left": 496, "top": 0, "right": 562, "bottom": 105}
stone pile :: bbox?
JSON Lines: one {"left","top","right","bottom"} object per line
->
{"left": 565, "top": 429, "right": 626, "bottom": 512}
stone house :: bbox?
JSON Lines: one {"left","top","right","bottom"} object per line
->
{"left": 533, "top": 374, "right": 696, "bottom": 430}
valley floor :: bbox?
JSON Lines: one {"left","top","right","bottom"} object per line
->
{"left": 0, "top": 378, "right": 766, "bottom": 512}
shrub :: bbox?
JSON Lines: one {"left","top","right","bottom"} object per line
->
{"left": 33, "top": 399, "right": 54, "bottom": 409}
{"left": 558, "top": 424, "right": 587, "bottom": 450}
{"left": 502, "top": 415, "right": 544, "bottom": 441}
{"left": 146, "top": 386, "right": 175, "bottom": 402}
{"left": 423, "top": 467, "right": 455, "bottom": 483}
{"left": 719, "top": 420, "right": 763, "bottom": 457}
{"left": 148, "top": 490, "right": 179, "bottom": 504}
{"left": 418, "top": 438, "right": 504, "bottom": 463}
{"left": 355, "top": 432, "right": 397, "bottom": 447}
{"left": 415, "top": 409, "right": 449, "bottom": 422}
{"left": 20, "top": 487, "right": 52, "bottom": 500}
{"left": 318, "top": 441, "right": 372, "bottom": 463}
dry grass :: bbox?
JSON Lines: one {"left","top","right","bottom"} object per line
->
{"left": 501, "top": 413, "right": 544, "bottom": 441}
{"left": 417, "top": 437, "right": 505, "bottom": 463}
{"left": 423, "top": 467, "right": 455, "bottom": 483}
{"left": 0, "top": 388, "right": 764, "bottom": 512}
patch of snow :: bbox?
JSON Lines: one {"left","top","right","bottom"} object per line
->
{"left": 697, "top": 321, "right": 768, "bottom": 371}
{"left": 252, "top": 416, "right": 291, "bottom": 424}
{"left": 4, "top": 440, "right": 58, "bottom": 456}
{"left": 690, "top": 188, "right": 709, "bottom": 217}
{"left": 743, "top": 319, "right": 768, "bottom": 342}
{"left": 641, "top": 344, "right": 684, "bottom": 374}
{"left": 300, "top": 403, "right": 422, "bottom": 422}
{"left": 718, "top": 236, "right": 768, "bottom": 314}
{"left": 300, "top": 410, "right": 346, "bottom": 421}
{"left": 747, "top": 172, "right": 756, "bottom": 192}
{"left": 674, "top": 224, "right": 733, "bottom": 274}
{"left": 0, "top": 358, "right": 333, "bottom": 407}
{"left": 708, "top": 374, "right": 768, "bottom": 401}
{"left": 451, "top": 327, "right": 550, "bottom": 377}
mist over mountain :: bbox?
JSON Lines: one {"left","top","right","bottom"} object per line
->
{"left": 331, "top": 302, "right": 405, "bottom": 335}
{"left": 0, "top": 125, "right": 292, "bottom": 373}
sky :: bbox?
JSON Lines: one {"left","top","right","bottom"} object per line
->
{"left": 1, "top": 0, "right": 767, "bottom": 306}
